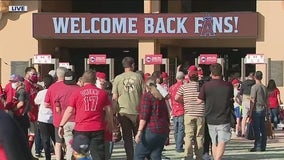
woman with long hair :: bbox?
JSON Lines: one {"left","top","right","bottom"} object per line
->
{"left": 134, "top": 77, "right": 170, "bottom": 160}
{"left": 267, "top": 79, "right": 282, "bottom": 130}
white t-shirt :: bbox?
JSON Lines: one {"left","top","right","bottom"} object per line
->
{"left": 34, "top": 89, "right": 53, "bottom": 123}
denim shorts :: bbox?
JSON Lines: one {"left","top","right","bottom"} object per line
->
{"left": 234, "top": 106, "right": 242, "bottom": 118}
{"left": 208, "top": 123, "right": 231, "bottom": 145}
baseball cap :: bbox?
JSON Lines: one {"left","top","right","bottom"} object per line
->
{"left": 161, "top": 72, "right": 168, "bottom": 78}
{"left": 64, "top": 70, "right": 77, "bottom": 85}
{"left": 72, "top": 135, "right": 90, "bottom": 154}
{"left": 188, "top": 65, "right": 197, "bottom": 72}
{"left": 231, "top": 79, "right": 239, "bottom": 85}
{"left": 96, "top": 72, "right": 106, "bottom": 80}
{"left": 144, "top": 73, "right": 151, "bottom": 81}
{"left": 48, "top": 70, "right": 56, "bottom": 78}
{"left": 188, "top": 71, "right": 198, "bottom": 78}
{"left": 9, "top": 75, "right": 24, "bottom": 82}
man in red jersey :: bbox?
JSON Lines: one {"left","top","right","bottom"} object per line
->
{"left": 45, "top": 67, "right": 68, "bottom": 160}
{"left": 56, "top": 70, "right": 80, "bottom": 160}
{"left": 4, "top": 74, "right": 17, "bottom": 105}
{"left": 59, "top": 70, "right": 113, "bottom": 160}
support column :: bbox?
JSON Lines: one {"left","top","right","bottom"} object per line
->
{"left": 139, "top": 0, "right": 161, "bottom": 74}
{"left": 138, "top": 40, "right": 161, "bottom": 73}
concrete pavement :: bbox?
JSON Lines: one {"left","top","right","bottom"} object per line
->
{"left": 38, "top": 129, "right": 284, "bottom": 160}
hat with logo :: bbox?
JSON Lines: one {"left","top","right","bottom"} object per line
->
{"left": 188, "top": 65, "right": 197, "bottom": 72}
{"left": 9, "top": 75, "right": 24, "bottom": 82}
{"left": 72, "top": 135, "right": 90, "bottom": 154}
{"left": 64, "top": 70, "right": 77, "bottom": 85}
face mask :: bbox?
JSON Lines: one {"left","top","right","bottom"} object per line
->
{"left": 30, "top": 74, "right": 38, "bottom": 83}
{"left": 12, "top": 83, "right": 17, "bottom": 89}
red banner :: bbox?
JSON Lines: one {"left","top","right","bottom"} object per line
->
{"left": 145, "top": 54, "right": 162, "bottom": 65}
{"left": 89, "top": 54, "right": 106, "bottom": 64}
{"left": 199, "top": 54, "right": 218, "bottom": 64}
{"left": 33, "top": 13, "right": 258, "bottom": 39}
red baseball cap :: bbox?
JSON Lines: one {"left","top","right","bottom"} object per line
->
{"left": 232, "top": 79, "right": 239, "bottom": 85}
{"left": 96, "top": 72, "right": 106, "bottom": 79}
{"left": 188, "top": 65, "right": 197, "bottom": 72}
{"left": 161, "top": 72, "right": 168, "bottom": 78}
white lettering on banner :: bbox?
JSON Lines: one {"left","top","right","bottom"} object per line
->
{"left": 177, "top": 17, "right": 187, "bottom": 33}
{"left": 53, "top": 17, "right": 69, "bottom": 33}
{"left": 128, "top": 18, "right": 138, "bottom": 33}
{"left": 113, "top": 18, "right": 127, "bottom": 33}
{"left": 194, "top": 17, "right": 203, "bottom": 33}
{"left": 144, "top": 18, "right": 154, "bottom": 33}
{"left": 52, "top": 17, "right": 138, "bottom": 34}
{"left": 81, "top": 18, "right": 91, "bottom": 33}
{"left": 70, "top": 17, "right": 80, "bottom": 33}
{"left": 167, "top": 17, "right": 175, "bottom": 33}
{"left": 194, "top": 16, "right": 239, "bottom": 34}
{"left": 144, "top": 17, "right": 188, "bottom": 34}
{"left": 91, "top": 18, "right": 100, "bottom": 33}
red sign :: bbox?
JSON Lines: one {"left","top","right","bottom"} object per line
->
{"left": 89, "top": 54, "right": 106, "bottom": 64}
{"left": 199, "top": 54, "right": 218, "bottom": 64}
{"left": 33, "top": 13, "right": 258, "bottom": 39}
{"left": 145, "top": 54, "right": 163, "bottom": 65}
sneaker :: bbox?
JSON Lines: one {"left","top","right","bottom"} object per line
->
{"left": 35, "top": 153, "right": 42, "bottom": 158}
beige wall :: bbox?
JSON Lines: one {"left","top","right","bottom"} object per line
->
{"left": 257, "top": 1, "right": 284, "bottom": 99}
{"left": 0, "top": 1, "right": 38, "bottom": 84}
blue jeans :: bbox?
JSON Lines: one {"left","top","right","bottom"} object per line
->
{"left": 173, "top": 115, "right": 185, "bottom": 151}
{"left": 252, "top": 110, "right": 267, "bottom": 150}
{"left": 270, "top": 107, "right": 280, "bottom": 128}
{"left": 135, "top": 128, "right": 168, "bottom": 160}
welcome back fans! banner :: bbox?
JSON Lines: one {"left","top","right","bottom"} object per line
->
{"left": 33, "top": 13, "right": 257, "bottom": 39}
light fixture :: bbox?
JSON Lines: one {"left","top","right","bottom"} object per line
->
{"left": 123, "top": 50, "right": 130, "bottom": 53}
{"left": 232, "top": 48, "right": 239, "bottom": 52}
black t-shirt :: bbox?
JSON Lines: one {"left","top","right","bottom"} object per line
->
{"left": 240, "top": 79, "right": 255, "bottom": 95}
{"left": 198, "top": 79, "right": 234, "bottom": 125}
{"left": 0, "top": 110, "right": 31, "bottom": 160}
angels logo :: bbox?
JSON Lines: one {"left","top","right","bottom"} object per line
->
{"left": 200, "top": 16, "right": 215, "bottom": 37}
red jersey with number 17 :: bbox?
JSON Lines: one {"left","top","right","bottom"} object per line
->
{"left": 69, "top": 84, "right": 110, "bottom": 131}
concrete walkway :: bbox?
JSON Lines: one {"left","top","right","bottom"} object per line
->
{"left": 38, "top": 129, "right": 284, "bottom": 160}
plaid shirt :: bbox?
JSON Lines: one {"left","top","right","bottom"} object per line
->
{"left": 139, "top": 92, "right": 170, "bottom": 134}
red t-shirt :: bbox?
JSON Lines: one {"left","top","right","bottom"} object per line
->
{"left": 268, "top": 88, "right": 280, "bottom": 108}
{"left": 55, "top": 84, "right": 80, "bottom": 122}
{"left": 0, "top": 145, "right": 8, "bottom": 160}
{"left": 68, "top": 84, "right": 110, "bottom": 132}
{"left": 45, "top": 81, "right": 66, "bottom": 127}
{"left": 169, "top": 81, "right": 184, "bottom": 117}
{"left": 24, "top": 79, "right": 39, "bottom": 122}
{"left": 4, "top": 82, "right": 16, "bottom": 104}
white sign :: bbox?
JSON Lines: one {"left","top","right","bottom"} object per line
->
{"left": 59, "top": 62, "right": 70, "bottom": 69}
{"left": 33, "top": 54, "right": 52, "bottom": 64}
{"left": 9, "top": 6, "right": 28, "bottom": 12}
{"left": 244, "top": 54, "right": 265, "bottom": 64}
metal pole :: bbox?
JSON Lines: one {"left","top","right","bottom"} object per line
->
{"left": 84, "top": 58, "right": 89, "bottom": 71}
{"left": 107, "top": 58, "right": 114, "bottom": 81}
{"left": 162, "top": 58, "right": 169, "bottom": 74}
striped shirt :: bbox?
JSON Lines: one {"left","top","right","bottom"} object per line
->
{"left": 177, "top": 81, "right": 205, "bottom": 117}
